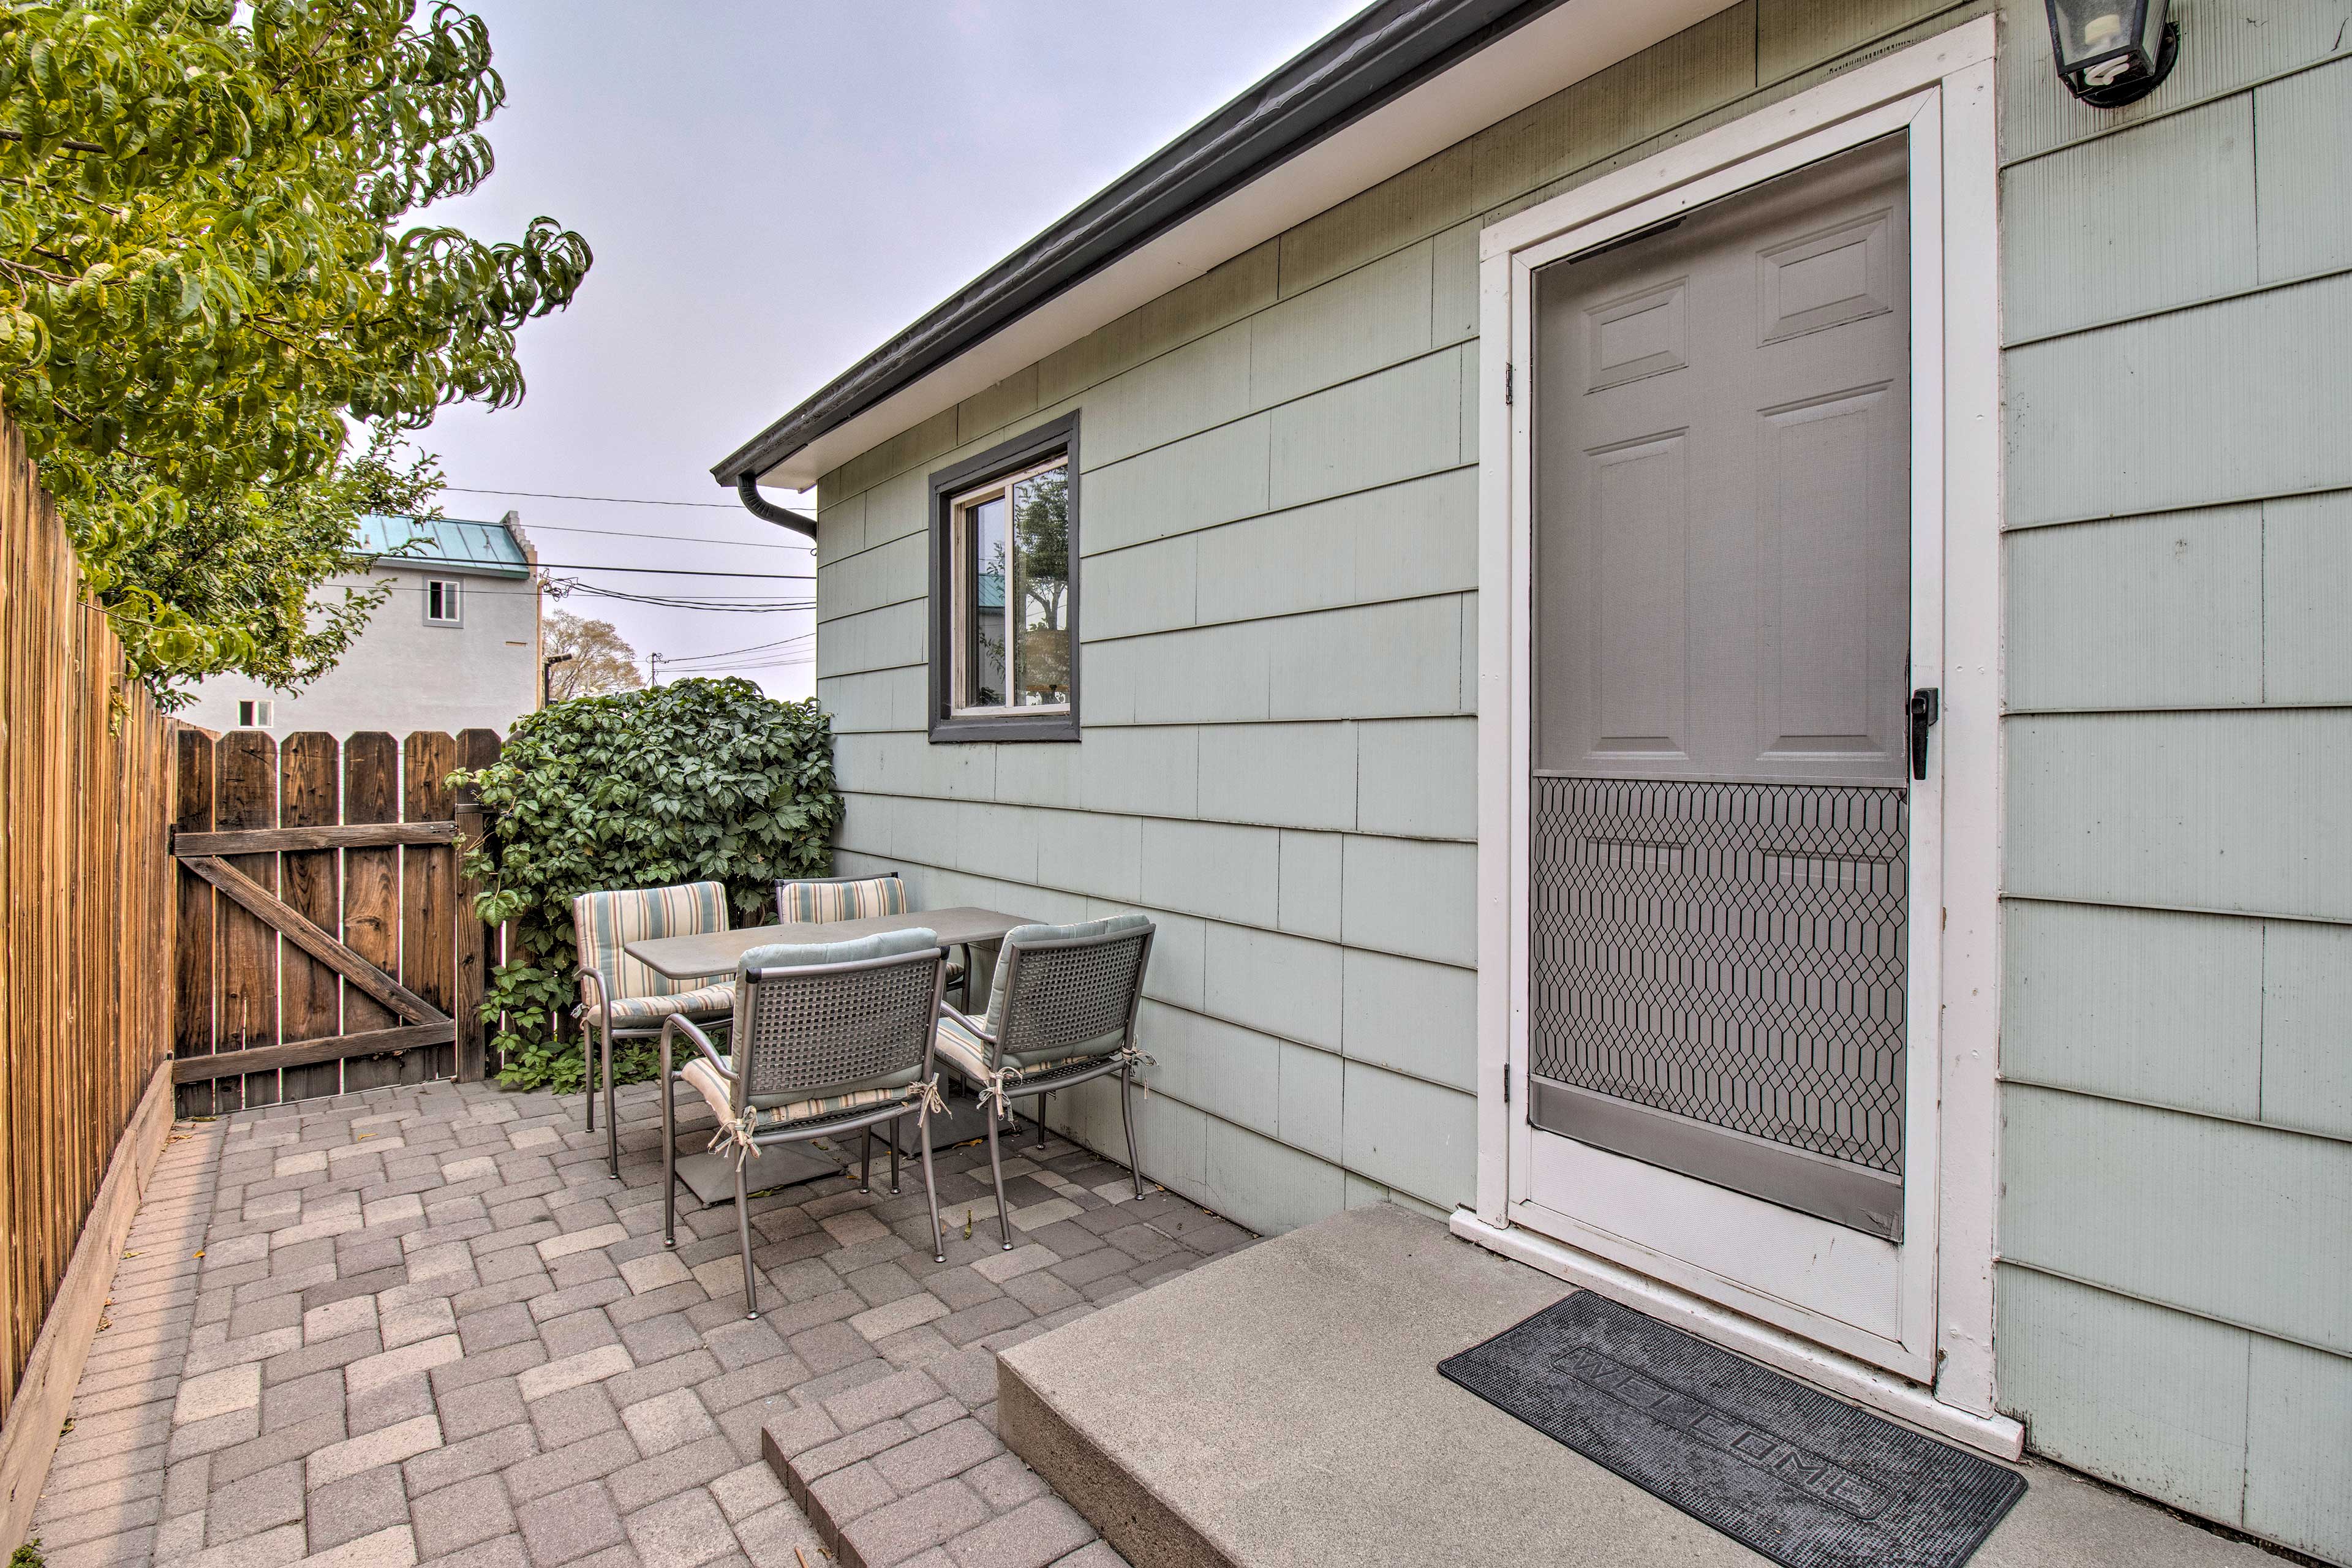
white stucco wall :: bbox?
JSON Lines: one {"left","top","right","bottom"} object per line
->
{"left": 181, "top": 562, "right": 541, "bottom": 737}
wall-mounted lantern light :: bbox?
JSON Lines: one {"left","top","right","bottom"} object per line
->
{"left": 2045, "top": 0, "right": 2178, "bottom": 107}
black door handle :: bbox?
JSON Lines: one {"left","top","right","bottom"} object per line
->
{"left": 1909, "top": 688, "right": 1940, "bottom": 781}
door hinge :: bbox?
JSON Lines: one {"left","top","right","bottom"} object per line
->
{"left": 1502, "top": 1062, "right": 1512, "bottom": 1105}
{"left": 1503, "top": 363, "right": 1515, "bottom": 406}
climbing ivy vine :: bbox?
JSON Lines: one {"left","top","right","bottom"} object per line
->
{"left": 454, "top": 679, "right": 843, "bottom": 1093}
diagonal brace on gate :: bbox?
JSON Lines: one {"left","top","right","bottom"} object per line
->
{"left": 178, "top": 854, "right": 450, "bottom": 1027}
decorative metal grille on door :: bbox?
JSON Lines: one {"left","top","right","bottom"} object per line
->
{"left": 1528, "top": 776, "right": 1908, "bottom": 1237}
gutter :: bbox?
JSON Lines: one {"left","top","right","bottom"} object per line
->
{"left": 710, "top": 0, "right": 1570, "bottom": 493}
{"left": 735, "top": 473, "right": 818, "bottom": 538}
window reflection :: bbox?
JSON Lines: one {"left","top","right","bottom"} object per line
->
{"left": 967, "top": 494, "right": 1007, "bottom": 706}
{"left": 1010, "top": 465, "right": 1070, "bottom": 706}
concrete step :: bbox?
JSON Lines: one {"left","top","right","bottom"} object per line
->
{"left": 997, "top": 1204, "right": 2275, "bottom": 1568}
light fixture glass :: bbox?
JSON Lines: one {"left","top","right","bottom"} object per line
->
{"left": 2045, "top": 0, "right": 2176, "bottom": 106}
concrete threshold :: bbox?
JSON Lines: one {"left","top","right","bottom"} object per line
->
{"left": 997, "top": 1204, "right": 2275, "bottom": 1568}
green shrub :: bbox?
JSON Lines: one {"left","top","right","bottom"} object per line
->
{"left": 456, "top": 678, "right": 844, "bottom": 1092}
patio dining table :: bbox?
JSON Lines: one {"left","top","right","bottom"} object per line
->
{"left": 625, "top": 905, "right": 1033, "bottom": 1200}
{"left": 622, "top": 905, "right": 1031, "bottom": 981}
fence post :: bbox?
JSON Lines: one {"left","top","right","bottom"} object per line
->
{"left": 453, "top": 799, "right": 487, "bottom": 1084}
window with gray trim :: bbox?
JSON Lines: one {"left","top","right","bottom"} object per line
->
{"left": 424, "top": 577, "right": 464, "bottom": 625}
{"left": 928, "top": 414, "right": 1080, "bottom": 743}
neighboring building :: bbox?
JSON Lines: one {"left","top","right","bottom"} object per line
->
{"left": 712, "top": 2, "right": 2352, "bottom": 1559}
{"left": 184, "top": 513, "right": 543, "bottom": 737}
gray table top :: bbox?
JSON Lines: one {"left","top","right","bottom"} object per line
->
{"left": 623, "top": 905, "right": 1032, "bottom": 980}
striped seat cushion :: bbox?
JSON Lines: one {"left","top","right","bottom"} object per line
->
{"left": 775, "top": 875, "right": 961, "bottom": 981}
{"left": 680, "top": 1057, "right": 919, "bottom": 1133}
{"left": 602, "top": 984, "right": 736, "bottom": 1028}
{"left": 573, "top": 881, "right": 730, "bottom": 1003}
{"left": 933, "top": 1014, "right": 1098, "bottom": 1089}
{"left": 775, "top": 875, "right": 908, "bottom": 924}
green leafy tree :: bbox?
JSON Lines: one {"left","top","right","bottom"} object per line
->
{"left": 0, "top": 0, "right": 590, "bottom": 690}
{"left": 455, "top": 679, "right": 844, "bottom": 1093}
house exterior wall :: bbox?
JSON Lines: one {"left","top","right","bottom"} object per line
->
{"left": 814, "top": 0, "right": 1989, "bottom": 1232}
{"left": 1991, "top": 1, "right": 2352, "bottom": 1556}
{"left": 182, "top": 562, "right": 541, "bottom": 738}
{"left": 813, "top": 2, "right": 2351, "bottom": 1556}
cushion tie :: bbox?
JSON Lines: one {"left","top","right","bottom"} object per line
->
{"left": 977, "top": 1045, "right": 1153, "bottom": 1118}
{"left": 709, "top": 1074, "right": 949, "bottom": 1168}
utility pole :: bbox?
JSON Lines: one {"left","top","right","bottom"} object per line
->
{"left": 649, "top": 653, "right": 662, "bottom": 687}
{"left": 541, "top": 652, "right": 576, "bottom": 707}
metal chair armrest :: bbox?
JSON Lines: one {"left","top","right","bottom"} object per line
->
{"left": 661, "top": 1014, "right": 731, "bottom": 1077}
{"left": 578, "top": 965, "right": 609, "bottom": 1020}
{"left": 938, "top": 999, "right": 996, "bottom": 1046}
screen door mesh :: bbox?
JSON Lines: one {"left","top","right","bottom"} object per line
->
{"left": 1529, "top": 776, "right": 1909, "bottom": 1175}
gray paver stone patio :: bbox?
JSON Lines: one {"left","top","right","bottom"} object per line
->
{"left": 29, "top": 1076, "right": 1248, "bottom": 1567}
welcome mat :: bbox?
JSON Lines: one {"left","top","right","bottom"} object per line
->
{"left": 1439, "top": 1293, "right": 2026, "bottom": 1568}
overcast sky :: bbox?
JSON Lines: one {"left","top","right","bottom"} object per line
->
{"left": 412, "top": 0, "right": 1361, "bottom": 699}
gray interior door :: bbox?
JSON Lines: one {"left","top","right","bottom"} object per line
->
{"left": 1528, "top": 135, "right": 1913, "bottom": 1240}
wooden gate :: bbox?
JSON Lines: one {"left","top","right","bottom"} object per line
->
{"left": 172, "top": 726, "right": 503, "bottom": 1115}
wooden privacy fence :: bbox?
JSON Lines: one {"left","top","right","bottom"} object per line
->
{"left": 172, "top": 727, "right": 504, "bottom": 1117}
{"left": 0, "top": 414, "right": 178, "bottom": 1521}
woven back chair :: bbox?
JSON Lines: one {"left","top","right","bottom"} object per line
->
{"left": 573, "top": 881, "right": 733, "bottom": 1177}
{"left": 935, "top": 913, "right": 1155, "bottom": 1248}
{"left": 660, "top": 929, "right": 951, "bottom": 1311}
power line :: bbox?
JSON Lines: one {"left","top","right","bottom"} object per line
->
{"left": 532, "top": 561, "right": 813, "bottom": 579}
{"left": 514, "top": 520, "right": 809, "bottom": 551}
{"left": 555, "top": 583, "right": 813, "bottom": 614}
{"left": 440, "top": 485, "right": 812, "bottom": 516}
{"left": 658, "top": 631, "right": 815, "bottom": 665}
{"left": 657, "top": 654, "right": 816, "bottom": 676}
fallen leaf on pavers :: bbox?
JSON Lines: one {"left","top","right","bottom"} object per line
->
{"left": 963, "top": 1211, "right": 973, "bottom": 1240}
{"left": 121, "top": 1251, "right": 140, "bottom": 1260}
{"left": 59, "top": 1419, "right": 72, "bottom": 1437}
{"left": 192, "top": 1251, "right": 204, "bottom": 1259}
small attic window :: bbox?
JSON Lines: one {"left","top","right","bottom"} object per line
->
{"left": 425, "top": 578, "right": 464, "bottom": 625}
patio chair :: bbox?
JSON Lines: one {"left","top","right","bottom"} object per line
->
{"left": 776, "top": 870, "right": 968, "bottom": 1005}
{"left": 659, "top": 928, "right": 951, "bottom": 1314}
{"left": 575, "top": 881, "right": 736, "bottom": 1178}
{"left": 934, "top": 913, "right": 1155, "bottom": 1250}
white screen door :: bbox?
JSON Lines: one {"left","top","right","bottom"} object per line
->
{"left": 1510, "top": 123, "right": 1944, "bottom": 1382}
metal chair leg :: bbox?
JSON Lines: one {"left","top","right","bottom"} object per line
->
{"left": 921, "top": 1123, "right": 946, "bottom": 1264}
{"left": 582, "top": 1022, "right": 596, "bottom": 1134}
{"left": 888, "top": 1120, "right": 902, "bottom": 1196}
{"left": 984, "top": 1107, "right": 1014, "bottom": 1250}
{"left": 662, "top": 1065, "right": 677, "bottom": 1249}
{"left": 1036, "top": 1091, "right": 1049, "bottom": 1149}
{"left": 1120, "top": 1065, "right": 1145, "bottom": 1200}
{"left": 603, "top": 1030, "right": 620, "bottom": 1179}
{"left": 859, "top": 1128, "right": 873, "bottom": 1194}
{"left": 734, "top": 1156, "right": 758, "bottom": 1319}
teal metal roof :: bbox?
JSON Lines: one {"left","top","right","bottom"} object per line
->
{"left": 354, "top": 514, "right": 533, "bottom": 579}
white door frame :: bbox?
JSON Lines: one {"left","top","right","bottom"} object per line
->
{"left": 1453, "top": 16, "right": 2018, "bottom": 1458}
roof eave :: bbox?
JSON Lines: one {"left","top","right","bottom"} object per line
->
{"left": 708, "top": 0, "right": 1583, "bottom": 491}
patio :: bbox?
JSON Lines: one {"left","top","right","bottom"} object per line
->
{"left": 31, "top": 1076, "right": 1250, "bottom": 1568}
